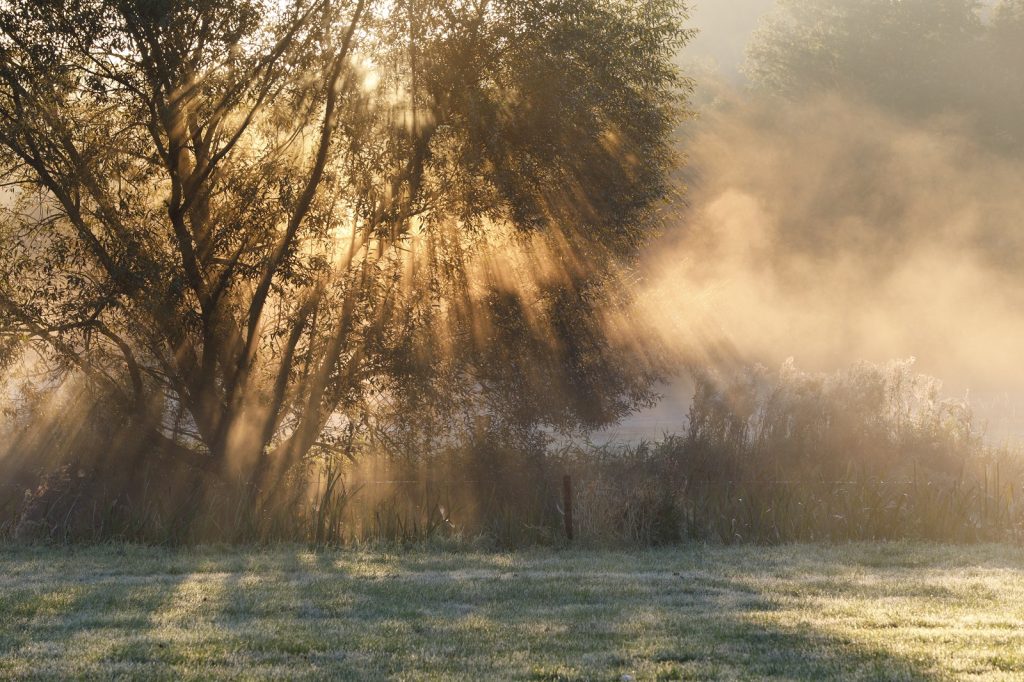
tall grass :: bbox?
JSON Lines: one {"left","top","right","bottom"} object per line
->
{"left": 4, "top": 360, "right": 1022, "bottom": 546}
{"left": 312, "top": 360, "right": 1024, "bottom": 547}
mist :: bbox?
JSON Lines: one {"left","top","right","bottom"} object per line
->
{"left": 622, "top": 0, "right": 1024, "bottom": 441}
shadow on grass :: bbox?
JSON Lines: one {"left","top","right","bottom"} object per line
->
{"left": 442, "top": 569, "right": 942, "bottom": 680}
{"left": 0, "top": 558, "right": 193, "bottom": 676}
{"left": 0, "top": 545, "right": 985, "bottom": 679}
{"left": 284, "top": 550, "right": 947, "bottom": 680}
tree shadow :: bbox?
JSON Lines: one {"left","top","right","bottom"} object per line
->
{"left": 0, "top": 549, "right": 194, "bottom": 677}
{"left": 275, "top": 548, "right": 950, "bottom": 679}
{"left": 453, "top": 566, "right": 945, "bottom": 680}
{"left": 2, "top": 545, "right": 1007, "bottom": 679}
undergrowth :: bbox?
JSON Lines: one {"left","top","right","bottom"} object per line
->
{"left": 3, "top": 360, "right": 1022, "bottom": 546}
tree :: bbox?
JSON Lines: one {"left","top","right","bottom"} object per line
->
{"left": 744, "top": 0, "right": 1024, "bottom": 150}
{"left": 747, "top": 0, "right": 982, "bottom": 111}
{"left": 988, "top": 0, "right": 1024, "bottom": 146}
{"left": 0, "top": 0, "right": 689, "bottom": 507}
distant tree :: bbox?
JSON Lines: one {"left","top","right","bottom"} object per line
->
{"left": 0, "top": 0, "right": 689, "bottom": 498}
{"left": 745, "top": 0, "right": 1024, "bottom": 149}
{"left": 993, "top": 0, "right": 1024, "bottom": 28}
{"left": 988, "top": 0, "right": 1024, "bottom": 145}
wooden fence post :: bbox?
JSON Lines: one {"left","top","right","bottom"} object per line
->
{"left": 562, "top": 474, "right": 574, "bottom": 542}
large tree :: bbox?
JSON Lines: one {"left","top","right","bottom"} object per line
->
{"left": 0, "top": 0, "right": 689, "bottom": 496}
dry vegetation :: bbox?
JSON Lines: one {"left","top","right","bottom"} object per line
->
{"left": 329, "top": 360, "right": 1023, "bottom": 548}
{"left": 8, "top": 359, "right": 1019, "bottom": 548}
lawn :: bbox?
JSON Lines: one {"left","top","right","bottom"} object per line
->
{"left": 1, "top": 543, "right": 1023, "bottom": 680}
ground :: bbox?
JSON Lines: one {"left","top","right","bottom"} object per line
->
{"left": 1, "top": 543, "right": 1023, "bottom": 680}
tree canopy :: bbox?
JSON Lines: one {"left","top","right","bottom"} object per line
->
{"left": 0, "top": 0, "right": 691, "bottom": 498}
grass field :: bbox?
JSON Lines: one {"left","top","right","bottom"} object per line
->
{"left": 1, "top": 543, "right": 1023, "bottom": 680}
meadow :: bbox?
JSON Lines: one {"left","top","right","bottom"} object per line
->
{"left": 1, "top": 542, "right": 1023, "bottom": 680}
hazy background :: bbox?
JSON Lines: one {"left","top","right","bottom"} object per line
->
{"left": 684, "top": 0, "right": 776, "bottom": 81}
{"left": 616, "top": 0, "right": 1024, "bottom": 442}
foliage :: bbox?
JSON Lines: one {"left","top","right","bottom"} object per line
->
{"left": 745, "top": 0, "right": 1024, "bottom": 151}
{"left": 0, "top": 0, "right": 690, "bottom": 515}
